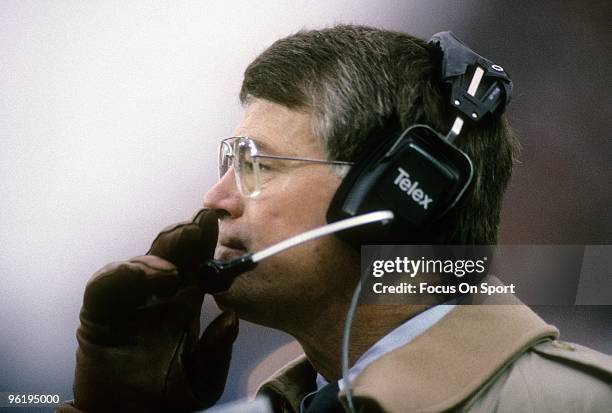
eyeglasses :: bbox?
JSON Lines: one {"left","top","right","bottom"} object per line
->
{"left": 219, "top": 136, "right": 354, "bottom": 197}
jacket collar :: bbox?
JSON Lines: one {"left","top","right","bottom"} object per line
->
{"left": 345, "top": 293, "right": 559, "bottom": 412}
{"left": 259, "top": 294, "right": 558, "bottom": 413}
{"left": 257, "top": 355, "right": 316, "bottom": 413}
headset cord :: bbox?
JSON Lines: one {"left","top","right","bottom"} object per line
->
{"left": 341, "top": 265, "right": 368, "bottom": 413}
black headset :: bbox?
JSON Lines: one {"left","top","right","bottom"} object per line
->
{"left": 198, "top": 32, "right": 513, "bottom": 293}
{"left": 326, "top": 31, "right": 512, "bottom": 246}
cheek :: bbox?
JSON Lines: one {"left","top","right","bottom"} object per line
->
{"left": 280, "top": 171, "right": 340, "bottom": 216}
{"left": 245, "top": 172, "right": 341, "bottom": 246}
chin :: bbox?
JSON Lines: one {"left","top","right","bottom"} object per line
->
{"left": 212, "top": 274, "right": 254, "bottom": 311}
{"left": 212, "top": 279, "right": 286, "bottom": 329}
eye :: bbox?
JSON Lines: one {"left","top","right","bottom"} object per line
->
{"left": 258, "top": 160, "right": 274, "bottom": 172}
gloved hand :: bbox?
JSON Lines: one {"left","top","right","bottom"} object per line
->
{"left": 72, "top": 210, "right": 238, "bottom": 413}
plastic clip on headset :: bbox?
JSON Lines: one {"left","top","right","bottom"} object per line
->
{"left": 430, "top": 31, "right": 513, "bottom": 141}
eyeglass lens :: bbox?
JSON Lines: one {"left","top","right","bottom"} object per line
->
{"left": 236, "top": 139, "right": 260, "bottom": 197}
{"left": 218, "top": 138, "right": 261, "bottom": 197}
{"left": 219, "top": 140, "right": 233, "bottom": 178}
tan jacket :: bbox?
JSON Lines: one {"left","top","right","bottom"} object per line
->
{"left": 258, "top": 299, "right": 612, "bottom": 412}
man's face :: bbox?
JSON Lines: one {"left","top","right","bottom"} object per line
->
{"left": 203, "top": 99, "right": 359, "bottom": 327}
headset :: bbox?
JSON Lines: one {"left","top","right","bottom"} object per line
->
{"left": 198, "top": 31, "right": 512, "bottom": 292}
{"left": 326, "top": 31, "right": 512, "bottom": 246}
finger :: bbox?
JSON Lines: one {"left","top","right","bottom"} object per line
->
{"left": 128, "top": 255, "right": 181, "bottom": 298}
{"left": 128, "top": 256, "right": 205, "bottom": 322}
{"left": 147, "top": 209, "right": 218, "bottom": 271}
{"left": 186, "top": 311, "right": 239, "bottom": 404}
{"left": 147, "top": 223, "right": 202, "bottom": 269}
{"left": 83, "top": 261, "right": 149, "bottom": 320}
{"left": 192, "top": 209, "right": 219, "bottom": 257}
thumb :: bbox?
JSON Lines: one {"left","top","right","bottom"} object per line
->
{"left": 187, "top": 311, "right": 239, "bottom": 404}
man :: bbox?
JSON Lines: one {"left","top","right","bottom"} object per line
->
{"left": 59, "top": 25, "right": 612, "bottom": 413}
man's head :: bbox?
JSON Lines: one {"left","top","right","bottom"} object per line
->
{"left": 203, "top": 25, "right": 517, "bottom": 329}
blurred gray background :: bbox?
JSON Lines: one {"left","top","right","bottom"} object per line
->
{"left": 1, "top": 0, "right": 610, "bottom": 410}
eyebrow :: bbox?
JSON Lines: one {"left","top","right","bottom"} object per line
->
{"left": 246, "top": 136, "right": 286, "bottom": 156}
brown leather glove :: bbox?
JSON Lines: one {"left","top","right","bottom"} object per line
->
{"left": 71, "top": 210, "right": 238, "bottom": 412}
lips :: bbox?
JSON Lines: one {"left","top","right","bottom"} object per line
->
{"left": 220, "top": 237, "right": 247, "bottom": 250}
{"left": 215, "top": 237, "right": 249, "bottom": 260}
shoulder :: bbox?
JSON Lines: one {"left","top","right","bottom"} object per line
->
{"left": 466, "top": 340, "right": 612, "bottom": 413}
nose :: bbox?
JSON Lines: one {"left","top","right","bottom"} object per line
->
{"left": 203, "top": 166, "right": 244, "bottom": 219}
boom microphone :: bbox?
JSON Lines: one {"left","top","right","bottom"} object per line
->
{"left": 197, "top": 210, "right": 394, "bottom": 293}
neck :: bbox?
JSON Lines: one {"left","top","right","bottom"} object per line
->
{"left": 288, "top": 301, "right": 430, "bottom": 382}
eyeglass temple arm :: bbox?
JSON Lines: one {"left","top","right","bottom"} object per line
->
{"left": 254, "top": 154, "right": 353, "bottom": 165}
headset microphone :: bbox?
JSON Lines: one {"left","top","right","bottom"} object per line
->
{"left": 197, "top": 210, "right": 394, "bottom": 293}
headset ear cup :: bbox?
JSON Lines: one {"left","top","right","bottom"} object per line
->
{"left": 326, "top": 120, "right": 401, "bottom": 246}
{"left": 326, "top": 125, "right": 473, "bottom": 247}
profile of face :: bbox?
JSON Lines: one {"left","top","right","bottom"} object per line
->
{"left": 203, "top": 99, "right": 360, "bottom": 329}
